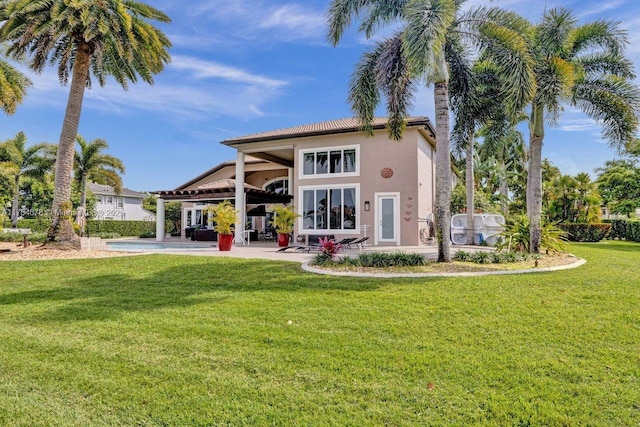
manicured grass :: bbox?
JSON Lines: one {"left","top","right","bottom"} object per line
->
{"left": 0, "top": 242, "right": 638, "bottom": 426}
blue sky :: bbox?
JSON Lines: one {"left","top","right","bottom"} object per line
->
{"left": 0, "top": 0, "right": 638, "bottom": 192}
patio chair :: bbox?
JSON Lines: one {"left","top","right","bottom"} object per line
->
{"left": 346, "top": 236, "right": 369, "bottom": 250}
{"left": 336, "top": 237, "right": 357, "bottom": 247}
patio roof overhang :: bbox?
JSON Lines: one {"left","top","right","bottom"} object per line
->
{"left": 153, "top": 187, "right": 293, "bottom": 204}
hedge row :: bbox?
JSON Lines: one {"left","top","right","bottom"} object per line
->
{"left": 14, "top": 219, "right": 156, "bottom": 237}
{"left": 603, "top": 219, "right": 640, "bottom": 242}
{"left": 87, "top": 220, "right": 155, "bottom": 237}
{"left": 557, "top": 223, "right": 611, "bottom": 242}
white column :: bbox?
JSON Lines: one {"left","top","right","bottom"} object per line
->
{"left": 287, "top": 167, "right": 294, "bottom": 196}
{"left": 234, "top": 151, "right": 245, "bottom": 243}
{"left": 156, "top": 197, "right": 165, "bottom": 242}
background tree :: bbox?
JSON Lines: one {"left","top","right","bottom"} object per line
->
{"left": 328, "top": 0, "right": 534, "bottom": 261}
{"left": 74, "top": 135, "right": 125, "bottom": 235}
{"left": 596, "top": 159, "right": 640, "bottom": 217}
{"left": 526, "top": 8, "right": 640, "bottom": 253}
{"left": 0, "top": 0, "right": 171, "bottom": 247}
{"left": 0, "top": 132, "right": 55, "bottom": 226}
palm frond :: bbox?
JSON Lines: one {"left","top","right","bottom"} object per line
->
{"left": 402, "top": 0, "right": 455, "bottom": 80}
{"left": 572, "top": 75, "right": 640, "bottom": 150}
{"left": 348, "top": 43, "right": 382, "bottom": 136}
{"left": 374, "top": 33, "right": 414, "bottom": 140}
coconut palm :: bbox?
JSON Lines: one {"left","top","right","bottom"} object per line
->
{"left": 0, "top": 132, "right": 55, "bottom": 226}
{"left": 328, "top": 0, "right": 534, "bottom": 261}
{"left": 526, "top": 8, "right": 640, "bottom": 252}
{"left": 74, "top": 135, "right": 125, "bottom": 235}
{"left": 0, "top": 0, "right": 171, "bottom": 247}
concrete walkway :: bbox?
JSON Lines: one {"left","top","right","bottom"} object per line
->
{"left": 107, "top": 237, "right": 483, "bottom": 263}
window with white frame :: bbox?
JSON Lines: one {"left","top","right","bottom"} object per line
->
{"left": 106, "top": 196, "right": 113, "bottom": 204}
{"left": 300, "top": 146, "right": 358, "bottom": 177}
{"left": 116, "top": 198, "right": 124, "bottom": 209}
{"left": 300, "top": 186, "right": 357, "bottom": 232}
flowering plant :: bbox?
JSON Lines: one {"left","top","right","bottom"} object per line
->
{"left": 318, "top": 236, "right": 342, "bottom": 259}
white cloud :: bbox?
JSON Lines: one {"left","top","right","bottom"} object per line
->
{"left": 17, "top": 55, "right": 288, "bottom": 121}
{"left": 182, "top": 0, "right": 327, "bottom": 43}
{"left": 169, "top": 55, "right": 287, "bottom": 88}
{"left": 258, "top": 4, "right": 326, "bottom": 40}
{"left": 557, "top": 118, "right": 599, "bottom": 133}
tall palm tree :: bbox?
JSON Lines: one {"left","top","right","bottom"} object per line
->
{"left": 526, "top": 8, "right": 640, "bottom": 253}
{"left": 0, "top": 0, "right": 171, "bottom": 247}
{"left": 328, "top": 0, "right": 534, "bottom": 261}
{"left": 74, "top": 135, "right": 125, "bottom": 235}
{"left": 0, "top": 132, "right": 55, "bottom": 226}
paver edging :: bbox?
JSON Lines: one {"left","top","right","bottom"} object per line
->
{"left": 301, "top": 257, "right": 587, "bottom": 278}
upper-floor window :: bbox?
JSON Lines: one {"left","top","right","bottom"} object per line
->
{"left": 106, "top": 196, "right": 113, "bottom": 204}
{"left": 116, "top": 198, "right": 124, "bottom": 209}
{"left": 300, "top": 146, "right": 358, "bottom": 178}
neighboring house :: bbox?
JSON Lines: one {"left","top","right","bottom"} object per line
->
{"left": 600, "top": 205, "right": 640, "bottom": 220}
{"left": 89, "top": 183, "right": 155, "bottom": 221}
{"left": 156, "top": 117, "right": 439, "bottom": 246}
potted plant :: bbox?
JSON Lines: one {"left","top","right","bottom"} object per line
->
{"left": 269, "top": 205, "right": 300, "bottom": 247}
{"left": 206, "top": 201, "right": 238, "bottom": 251}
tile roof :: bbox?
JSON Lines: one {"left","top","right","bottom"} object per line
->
{"left": 221, "top": 116, "right": 434, "bottom": 145}
{"left": 88, "top": 183, "right": 147, "bottom": 198}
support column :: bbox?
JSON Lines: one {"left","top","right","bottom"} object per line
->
{"left": 234, "top": 151, "right": 245, "bottom": 243}
{"left": 287, "top": 167, "right": 294, "bottom": 197}
{"left": 156, "top": 197, "right": 165, "bottom": 242}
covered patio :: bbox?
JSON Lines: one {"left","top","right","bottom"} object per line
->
{"left": 153, "top": 178, "right": 293, "bottom": 243}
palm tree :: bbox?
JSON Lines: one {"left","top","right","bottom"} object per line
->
{"left": 526, "top": 8, "right": 640, "bottom": 253}
{"left": 0, "top": 0, "right": 171, "bottom": 247}
{"left": 0, "top": 132, "right": 55, "bottom": 226}
{"left": 74, "top": 135, "right": 125, "bottom": 235}
{"left": 328, "top": 0, "right": 534, "bottom": 261}
{"left": 0, "top": 58, "right": 30, "bottom": 115}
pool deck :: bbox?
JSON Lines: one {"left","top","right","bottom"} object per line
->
{"left": 108, "top": 237, "right": 488, "bottom": 263}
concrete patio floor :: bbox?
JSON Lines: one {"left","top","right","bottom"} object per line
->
{"left": 108, "top": 237, "right": 489, "bottom": 263}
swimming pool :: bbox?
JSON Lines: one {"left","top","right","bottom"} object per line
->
{"left": 107, "top": 241, "right": 215, "bottom": 251}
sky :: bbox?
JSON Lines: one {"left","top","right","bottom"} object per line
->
{"left": 0, "top": 0, "right": 638, "bottom": 192}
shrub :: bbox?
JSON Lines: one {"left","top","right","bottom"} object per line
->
{"left": 87, "top": 220, "right": 155, "bottom": 237}
{"left": 603, "top": 219, "right": 640, "bottom": 242}
{"left": 454, "top": 250, "right": 471, "bottom": 262}
{"left": 472, "top": 251, "right": 492, "bottom": 264}
{"left": 318, "top": 237, "right": 342, "bottom": 259}
{"left": 498, "top": 214, "right": 568, "bottom": 253}
{"left": 0, "top": 232, "right": 46, "bottom": 243}
{"left": 557, "top": 223, "right": 610, "bottom": 242}
{"left": 313, "top": 253, "right": 334, "bottom": 266}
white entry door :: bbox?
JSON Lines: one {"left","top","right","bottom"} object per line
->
{"left": 375, "top": 193, "right": 400, "bottom": 245}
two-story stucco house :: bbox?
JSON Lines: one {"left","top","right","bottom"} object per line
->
{"left": 89, "top": 183, "right": 155, "bottom": 221}
{"left": 155, "top": 117, "right": 438, "bottom": 246}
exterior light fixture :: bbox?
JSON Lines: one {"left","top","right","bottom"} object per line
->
{"left": 364, "top": 201, "right": 370, "bottom": 211}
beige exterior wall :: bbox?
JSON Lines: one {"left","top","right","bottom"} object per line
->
{"left": 289, "top": 127, "right": 434, "bottom": 246}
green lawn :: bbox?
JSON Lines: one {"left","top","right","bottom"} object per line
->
{"left": 0, "top": 242, "right": 638, "bottom": 426}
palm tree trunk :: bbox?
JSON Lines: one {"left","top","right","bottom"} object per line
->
{"left": 500, "top": 178, "right": 509, "bottom": 216}
{"left": 434, "top": 80, "right": 452, "bottom": 262}
{"left": 46, "top": 46, "right": 92, "bottom": 248}
{"left": 527, "top": 104, "right": 544, "bottom": 254}
{"left": 79, "top": 173, "right": 87, "bottom": 236}
{"left": 465, "top": 131, "right": 474, "bottom": 245}
{"left": 10, "top": 176, "right": 19, "bottom": 227}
